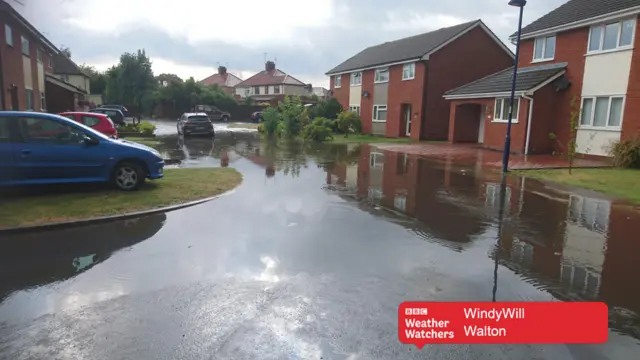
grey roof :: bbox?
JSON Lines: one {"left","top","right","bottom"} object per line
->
{"left": 514, "top": 0, "right": 640, "bottom": 37}
{"left": 53, "top": 53, "right": 87, "bottom": 76}
{"left": 444, "top": 62, "right": 567, "bottom": 96}
{"left": 326, "top": 20, "right": 481, "bottom": 75}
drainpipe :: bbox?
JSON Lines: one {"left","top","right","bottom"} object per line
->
{"left": 522, "top": 93, "right": 534, "bottom": 155}
{"left": 0, "top": 46, "right": 5, "bottom": 109}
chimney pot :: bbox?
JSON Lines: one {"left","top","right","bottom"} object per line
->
{"left": 265, "top": 61, "right": 276, "bottom": 72}
{"left": 218, "top": 66, "right": 227, "bottom": 75}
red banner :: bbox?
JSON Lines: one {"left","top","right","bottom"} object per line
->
{"left": 398, "top": 302, "right": 608, "bottom": 348}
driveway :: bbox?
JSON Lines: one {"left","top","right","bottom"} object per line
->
{"left": 0, "top": 135, "right": 638, "bottom": 360}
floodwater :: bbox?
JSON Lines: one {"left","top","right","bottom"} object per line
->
{"left": 0, "top": 129, "right": 639, "bottom": 359}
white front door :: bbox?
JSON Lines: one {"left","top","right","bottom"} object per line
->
{"left": 478, "top": 107, "right": 485, "bottom": 144}
{"left": 405, "top": 105, "right": 412, "bottom": 136}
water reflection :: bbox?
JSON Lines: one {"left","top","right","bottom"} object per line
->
{"left": 324, "top": 144, "right": 640, "bottom": 338}
{"left": 0, "top": 213, "right": 167, "bottom": 303}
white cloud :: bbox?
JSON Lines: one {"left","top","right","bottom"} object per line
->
{"left": 382, "top": 12, "right": 468, "bottom": 32}
{"left": 60, "top": 0, "right": 340, "bottom": 48}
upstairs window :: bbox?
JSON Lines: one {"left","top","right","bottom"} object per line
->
{"left": 402, "top": 63, "right": 415, "bottom": 80}
{"left": 533, "top": 35, "right": 555, "bottom": 61}
{"left": 350, "top": 71, "right": 362, "bottom": 86}
{"left": 274, "top": 85, "right": 280, "bottom": 94}
{"left": 374, "top": 67, "right": 389, "bottom": 83}
{"left": 589, "top": 19, "right": 635, "bottom": 53}
{"left": 264, "top": 86, "right": 269, "bottom": 94}
{"left": 254, "top": 86, "right": 260, "bottom": 95}
{"left": 21, "top": 35, "right": 29, "bottom": 56}
{"left": 5, "top": 25, "right": 12, "bottom": 46}
{"left": 37, "top": 48, "right": 43, "bottom": 63}
{"left": 334, "top": 75, "right": 342, "bottom": 88}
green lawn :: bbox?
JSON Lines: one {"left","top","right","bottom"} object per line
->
{"left": 515, "top": 168, "right": 640, "bottom": 204}
{"left": 0, "top": 168, "right": 242, "bottom": 229}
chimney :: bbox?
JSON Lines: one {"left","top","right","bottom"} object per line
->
{"left": 265, "top": 61, "right": 276, "bottom": 72}
{"left": 218, "top": 66, "right": 227, "bottom": 75}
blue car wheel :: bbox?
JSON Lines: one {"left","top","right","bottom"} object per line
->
{"left": 112, "top": 161, "right": 145, "bottom": 190}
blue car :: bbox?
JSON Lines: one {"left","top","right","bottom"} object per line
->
{"left": 0, "top": 111, "right": 164, "bottom": 191}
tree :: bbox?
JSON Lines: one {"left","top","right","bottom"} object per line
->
{"left": 79, "top": 64, "right": 107, "bottom": 95}
{"left": 104, "top": 49, "right": 156, "bottom": 114}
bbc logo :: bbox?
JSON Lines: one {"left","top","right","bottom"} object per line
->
{"left": 405, "top": 308, "right": 428, "bottom": 315}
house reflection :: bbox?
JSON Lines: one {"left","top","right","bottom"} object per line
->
{"left": 325, "top": 145, "right": 640, "bottom": 337}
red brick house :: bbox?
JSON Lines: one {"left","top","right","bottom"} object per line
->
{"left": 325, "top": 20, "right": 514, "bottom": 141}
{"left": 445, "top": 0, "right": 640, "bottom": 157}
{"left": 0, "top": 0, "right": 84, "bottom": 112}
{"left": 199, "top": 66, "right": 243, "bottom": 96}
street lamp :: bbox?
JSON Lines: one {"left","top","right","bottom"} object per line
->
{"left": 502, "top": 0, "right": 527, "bottom": 173}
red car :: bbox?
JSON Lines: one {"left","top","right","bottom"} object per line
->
{"left": 59, "top": 111, "right": 118, "bottom": 137}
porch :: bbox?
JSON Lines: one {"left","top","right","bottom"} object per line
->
{"left": 44, "top": 74, "right": 87, "bottom": 113}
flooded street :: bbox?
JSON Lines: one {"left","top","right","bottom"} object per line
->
{"left": 1, "top": 129, "right": 639, "bottom": 359}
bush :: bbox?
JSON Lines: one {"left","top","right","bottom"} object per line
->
{"left": 139, "top": 121, "right": 156, "bottom": 136}
{"left": 302, "top": 117, "right": 334, "bottom": 142}
{"left": 610, "top": 137, "right": 640, "bottom": 168}
{"left": 120, "top": 123, "right": 139, "bottom": 132}
{"left": 262, "top": 107, "right": 281, "bottom": 137}
{"left": 337, "top": 111, "right": 362, "bottom": 137}
{"left": 257, "top": 123, "right": 264, "bottom": 133}
{"left": 278, "top": 96, "right": 305, "bottom": 138}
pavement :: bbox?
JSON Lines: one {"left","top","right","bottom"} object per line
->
{"left": 0, "top": 133, "right": 638, "bottom": 360}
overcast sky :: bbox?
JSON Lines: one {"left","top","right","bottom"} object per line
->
{"left": 17, "top": 0, "right": 565, "bottom": 88}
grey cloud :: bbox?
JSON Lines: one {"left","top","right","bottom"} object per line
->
{"left": 23, "top": 0, "right": 567, "bottom": 80}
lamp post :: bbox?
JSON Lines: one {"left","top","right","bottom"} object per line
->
{"left": 502, "top": 0, "right": 527, "bottom": 174}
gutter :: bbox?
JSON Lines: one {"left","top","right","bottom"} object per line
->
{"left": 522, "top": 93, "right": 534, "bottom": 155}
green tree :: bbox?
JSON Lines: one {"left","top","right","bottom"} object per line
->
{"left": 79, "top": 64, "right": 107, "bottom": 95}
{"left": 104, "top": 50, "right": 156, "bottom": 114}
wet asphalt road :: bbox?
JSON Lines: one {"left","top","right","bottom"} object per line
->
{"left": 1, "top": 125, "right": 639, "bottom": 359}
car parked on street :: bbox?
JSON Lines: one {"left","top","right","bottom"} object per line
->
{"left": 177, "top": 113, "right": 214, "bottom": 137}
{"left": 0, "top": 111, "right": 164, "bottom": 190}
{"left": 100, "top": 104, "right": 128, "bottom": 115}
{"left": 250, "top": 111, "right": 262, "bottom": 123}
{"left": 194, "top": 105, "right": 230, "bottom": 122}
{"left": 89, "top": 108, "right": 125, "bottom": 126}
{"left": 59, "top": 111, "right": 118, "bottom": 137}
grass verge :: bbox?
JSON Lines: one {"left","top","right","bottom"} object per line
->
{"left": 514, "top": 168, "right": 640, "bottom": 204}
{"left": 227, "top": 123, "right": 259, "bottom": 130}
{"left": 122, "top": 137, "right": 162, "bottom": 148}
{"left": 0, "top": 168, "right": 242, "bottom": 229}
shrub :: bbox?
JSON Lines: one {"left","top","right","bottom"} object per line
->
{"left": 302, "top": 117, "right": 334, "bottom": 142}
{"left": 120, "top": 123, "right": 139, "bottom": 132}
{"left": 257, "top": 123, "right": 264, "bottom": 133}
{"left": 337, "top": 111, "right": 362, "bottom": 137}
{"left": 262, "top": 107, "right": 281, "bottom": 137}
{"left": 139, "top": 121, "right": 156, "bottom": 136}
{"left": 610, "top": 136, "right": 640, "bottom": 168}
{"left": 278, "top": 96, "right": 304, "bottom": 138}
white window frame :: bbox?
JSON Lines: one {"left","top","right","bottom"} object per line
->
{"left": 402, "top": 63, "right": 415, "bottom": 80}
{"left": 48, "top": 55, "right": 53, "bottom": 68}
{"left": 5, "top": 24, "right": 12, "bottom": 46}
{"left": 350, "top": 71, "right": 362, "bottom": 86}
{"left": 369, "top": 152, "right": 384, "bottom": 168}
{"left": 587, "top": 18, "right": 636, "bottom": 55}
{"left": 21, "top": 35, "right": 29, "bottom": 56}
{"left": 264, "top": 85, "right": 269, "bottom": 95}
{"left": 334, "top": 75, "right": 342, "bottom": 88}
{"left": 374, "top": 67, "right": 389, "bottom": 83}
{"left": 254, "top": 86, "right": 260, "bottom": 95}
{"left": 394, "top": 194, "right": 407, "bottom": 212}
{"left": 579, "top": 95, "right": 625, "bottom": 130}
{"left": 274, "top": 85, "right": 280, "bottom": 94}
{"left": 37, "top": 48, "right": 43, "bottom": 63}
{"left": 373, "top": 104, "right": 387, "bottom": 122}
{"left": 485, "top": 183, "right": 512, "bottom": 209}
{"left": 493, "top": 98, "right": 520, "bottom": 123}
{"left": 348, "top": 105, "right": 360, "bottom": 116}
{"left": 532, "top": 35, "right": 556, "bottom": 62}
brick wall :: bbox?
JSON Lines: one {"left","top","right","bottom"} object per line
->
{"left": 330, "top": 74, "right": 350, "bottom": 113}
{"left": 425, "top": 25, "right": 514, "bottom": 140}
{"left": 387, "top": 61, "right": 427, "bottom": 139}
{"left": 360, "top": 70, "right": 375, "bottom": 135}
{"left": 622, "top": 15, "right": 640, "bottom": 139}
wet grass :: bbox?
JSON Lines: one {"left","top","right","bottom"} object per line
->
{"left": 0, "top": 168, "right": 242, "bottom": 229}
{"left": 123, "top": 137, "right": 162, "bottom": 148}
{"left": 516, "top": 168, "right": 640, "bottom": 204}
{"left": 227, "top": 123, "right": 259, "bottom": 130}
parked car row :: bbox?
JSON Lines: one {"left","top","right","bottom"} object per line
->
{"left": 0, "top": 111, "right": 164, "bottom": 191}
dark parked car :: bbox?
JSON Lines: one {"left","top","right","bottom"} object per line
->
{"left": 194, "top": 105, "right": 230, "bottom": 122}
{"left": 89, "top": 108, "right": 125, "bottom": 126}
{"left": 100, "top": 104, "right": 128, "bottom": 115}
{"left": 0, "top": 111, "right": 164, "bottom": 190}
{"left": 177, "top": 113, "right": 214, "bottom": 137}
{"left": 251, "top": 111, "right": 262, "bottom": 123}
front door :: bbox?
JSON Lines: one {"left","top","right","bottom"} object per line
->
{"left": 14, "top": 116, "right": 107, "bottom": 182}
{"left": 404, "top": 104, "right": 412, "bottom": 136}
{"left": 478, "top": 106, "right": 485, "bottom": 144}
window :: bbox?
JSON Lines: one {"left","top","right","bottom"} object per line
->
{"left": 81, "top": 116, "right": 100, "bottom": 127}
{"left": 485, "top": 183, "right": 512, "bottom": 209}
{"left": 348, "top": 105, "right": 360, "bottom": 115}
{"left": 19, "top": 117, "right": 86, "bottom": 145}
{"left": 21, "top": 35, "right": 29, "bottom": 56}
{"left": 37, "top": 48, "right": 43, "bottom": 63}
{"left": 5, "top": 25, "right": 12, "bottom": 46}
{"left": 350, "top": 71, "right": 362, "bottom": 86}
{"left": 568, "top": 195, "right": 610, "bottom": 233}
{"left": 373, "top": 105, "right": 387, "bottom": 122}
{"left": 25, "top": 89, "right": 33, "bottom": 110}
{"left": 254, "top": 86, "right": 260, "bottom": 95}
{"left": 580, "top": 96, "right": 624, "bottom": 128}
{"left": 533, "top": 36, "right": 555, "bottom": 61}
{"left": 274, "top": 85, "right": 280, "bottom": 94}
{"left": 370, "top": 152, "right": 384, "bottom": 167}
{"left": 40, "top": 92, "right": 46, "bottom": 110}
{"left": 374, "top": 68, "right": 389, "bottom": 83}
{"left": 493, "top": 98, "right": 520, "bottom": 122}
{"left": 48, "top": 55, "right": 52, "bottom": 68}
{"left": 588, "top": 19, "right": 635, "bottom": 53}
{"left": 264, "top": 86, "right": 269, "bottom": 95}
{"left": 245, "top": 88, "right": 250, "bottom": 96}
{"left": 402, "top": 63, "right": 415, "bottom": 80}
{"left": 335, "top": 75, "right": 342, "bottom": 88}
